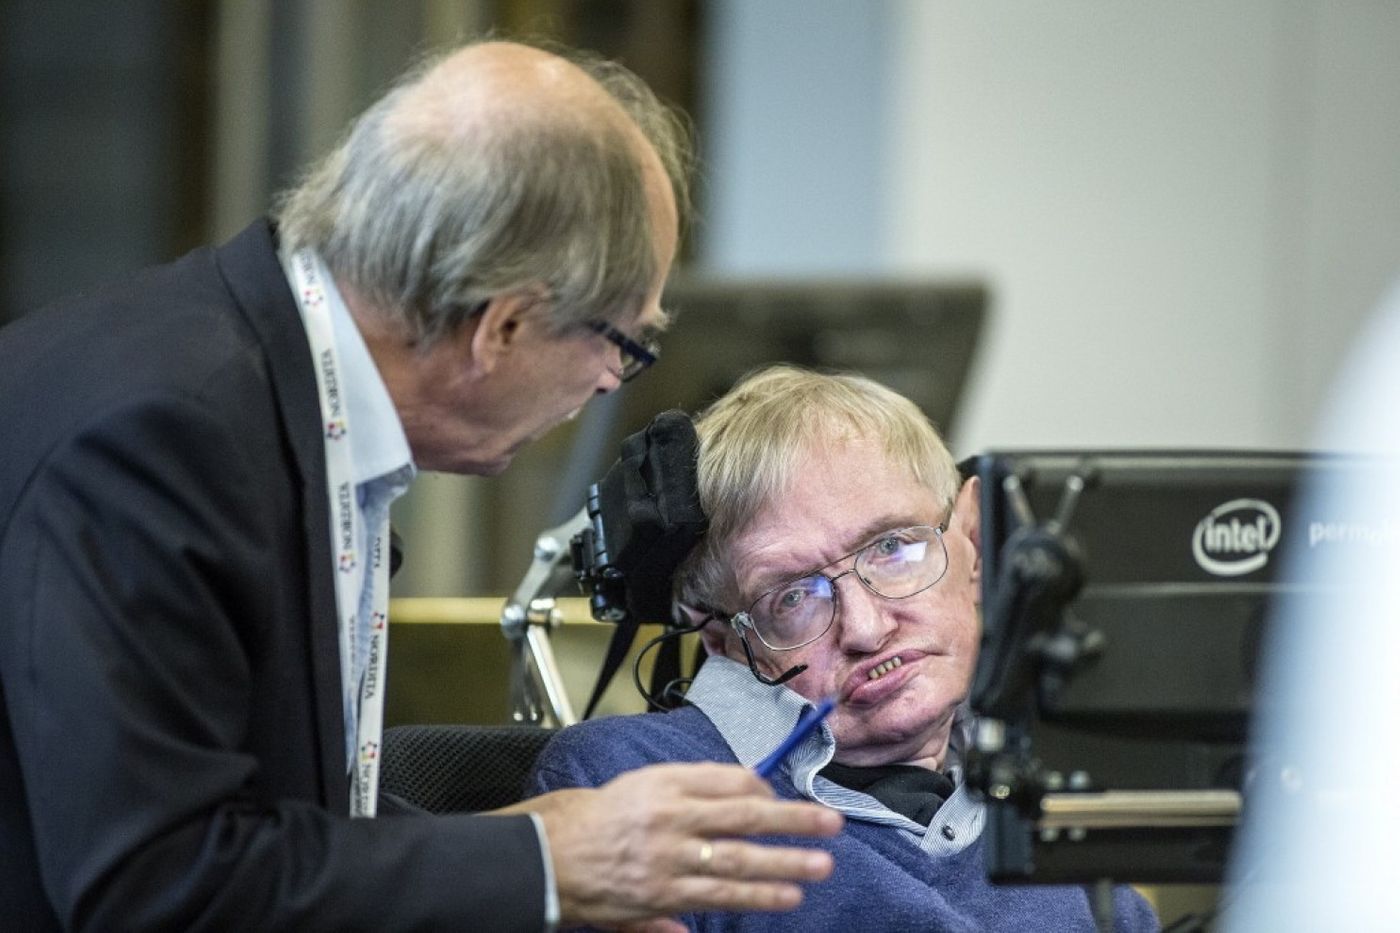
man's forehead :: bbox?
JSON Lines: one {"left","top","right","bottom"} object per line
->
{"left": 727, "top": 481, "right": 945, "bottom": 599}
{"left": 715, "top": 437, "right": 931, "bottom": 580}
{"left": 733, "top": 505, "right": 933, "bottom": 575}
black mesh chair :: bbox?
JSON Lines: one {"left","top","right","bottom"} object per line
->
{"left": 378, "top": 724, "right": 557, "bottom": 814}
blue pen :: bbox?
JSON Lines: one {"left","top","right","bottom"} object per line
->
{"left": 754, "top": 696, "right": 837, "bottom": 778}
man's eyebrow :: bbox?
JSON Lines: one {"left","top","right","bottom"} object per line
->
{"left": 741, "top": 513, "right": 925, "bottom": 600}
{"left": 844, "top": 514, "right": 919, "bottom": 552}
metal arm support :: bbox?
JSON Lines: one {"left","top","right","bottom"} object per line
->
{"left": 500, "top": 508, "right": 589, "bottom": 727}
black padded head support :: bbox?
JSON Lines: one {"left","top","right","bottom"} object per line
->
{"left": 587, "top": 409, "right": 709, "bottom": 624}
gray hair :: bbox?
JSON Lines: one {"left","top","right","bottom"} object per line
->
{"left": 274, "top": 42, "right": 693, "bottom": 344}
{"left": 676, "top": 364, "right": 961, "bottom": 612}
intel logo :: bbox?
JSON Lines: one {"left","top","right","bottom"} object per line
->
{"left": 1191, "top": 499, "right": 1282, "bottom": 576}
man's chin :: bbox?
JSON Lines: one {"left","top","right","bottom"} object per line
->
{"left": 474, "top": 455, "right": 514, "bottom": 477}
{"left": 834, "top": 699, "right": 961, "bottom": 764}
{"left": 523, "top": 410, "right": 581, "bottom": 446}
{"left": 419, "top": 413, "right": 578, "bottom": 477}
{"left": 417, "top": 441, "right": 517, "bottom": 477}
{"left": 463, "top": 430, "right": 551, "bottom": 477}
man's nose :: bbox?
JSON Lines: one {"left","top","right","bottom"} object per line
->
{"left": 595, "top": 362, "right": 623, "bottom": 395}
{"left": 832, "top": 569, "right": 897, "bottom": 654}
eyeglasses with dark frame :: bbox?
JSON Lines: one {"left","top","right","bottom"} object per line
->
{"left": 460, "top": 301, "right": 659, "bottom": 383}
{"left": 728, "top": 523, "right": 952, "bottom": 653}
{"left": 587, "top": 320, "right": 659, "bottom": 382}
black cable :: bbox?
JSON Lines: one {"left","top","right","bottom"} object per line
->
{"left": 631, "top": 616, "right": 712, "bottom": 711}
{"left": 657, "top": 676, "right": 694, "bottom": 709}
{"left": 630, "top": 613, "right": 809, "bottom": 709}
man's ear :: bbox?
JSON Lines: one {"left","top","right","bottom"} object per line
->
{"left": 468, "top": 290, "right": 545, "bottom": 373}
{"left": 954, "top": 475, "right": 982, "bottom": 595}
{"left": 697, "top": 622, "right": 729, "bottom": 658}
{"left": 680, "top": 603, "right": 733, "bottom": 659}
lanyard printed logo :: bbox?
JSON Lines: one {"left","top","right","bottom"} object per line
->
{"left": 290, "top": 248, "right": 391, "bottom": 819}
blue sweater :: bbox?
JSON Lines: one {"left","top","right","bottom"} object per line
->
{"left": 529, "top": 704, "right": 1158, "bottom": 932}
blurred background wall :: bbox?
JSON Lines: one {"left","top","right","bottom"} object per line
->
{"left": 3, "top": 0, "right": 1398, "bottom": 717}
{"left": 701, "top": 0, "right": 1400, "bottom": 453}
{"left": 6, "top": 0, "right": 1397, "bottom": 574}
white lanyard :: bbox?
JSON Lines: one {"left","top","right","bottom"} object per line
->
{"left": 289, "top": 248, "right": 389, "bottom": 818}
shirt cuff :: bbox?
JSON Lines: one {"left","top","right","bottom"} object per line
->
{"left": 529, "top": 812, "right": 560, "bottom": 931}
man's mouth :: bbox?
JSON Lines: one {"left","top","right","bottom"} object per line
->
{"left": 843, "top": 650, "right": 928, "bottom": 703}
{"left": 868, "top": 656, "right": 904, "bottom": 681}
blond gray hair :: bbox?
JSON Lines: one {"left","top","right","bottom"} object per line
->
{"left": 274, "top": 41, "right": 692, "bottom": 344}
{"left": 676, "top": 364, "right": 961, "bottom": 612}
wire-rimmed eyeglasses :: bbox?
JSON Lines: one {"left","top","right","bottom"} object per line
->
{"left": 587, "top": 320, "right": 659, "bottom": 382}
{"left": 729, "top": 524, "right": 951, "bottom": 652}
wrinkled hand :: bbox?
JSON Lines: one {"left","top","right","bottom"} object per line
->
{"left": 498, "top": 762, "right": 842, "bottom": 930}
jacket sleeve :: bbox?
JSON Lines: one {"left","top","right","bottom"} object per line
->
{"left": 2, "top": 391, "right": 547, "bottom": 932}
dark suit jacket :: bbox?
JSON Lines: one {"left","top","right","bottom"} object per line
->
{"left": 0, "top": 222, "right": 546, "bottom": 931}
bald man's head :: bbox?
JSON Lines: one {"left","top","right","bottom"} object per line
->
{"left": 275, "top": 39, "right": 690, "bottom": 344}
{"left": 383, "top": 44, "right": 615, "bottom": 157}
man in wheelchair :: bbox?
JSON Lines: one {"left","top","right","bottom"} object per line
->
{"left": 531, "top": 365, "right": 1157, "bottom": 931}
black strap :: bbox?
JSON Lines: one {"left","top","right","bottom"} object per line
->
{"left": 582, "top": 618, "right": 690, "bottom": 718}
{"left": 648, "top": 628, "right": 684, "bottom": 707}
{"left": 582, "top": 617, "right": 639, "bottom": 720}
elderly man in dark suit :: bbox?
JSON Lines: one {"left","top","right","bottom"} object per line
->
{"left": 0, "top": 40, "right": 839, "bottom": 932}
